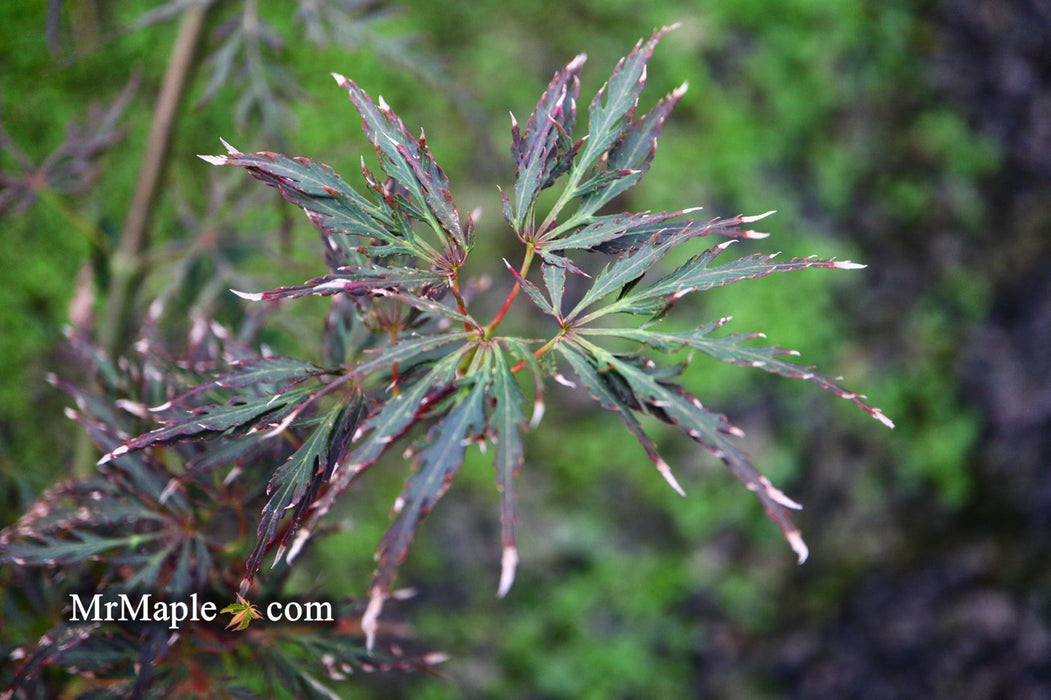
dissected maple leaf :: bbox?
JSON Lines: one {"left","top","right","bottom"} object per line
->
{"left": 222, "top": 593, "right": 263, "bottom": 631}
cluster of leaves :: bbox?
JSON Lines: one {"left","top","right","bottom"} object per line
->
{"left": 1, "top": 24, "right": 891, "bottom": 694}
{"left": 108, "top": 25, "right": 891, "bottom": 646}
{"left": 0, "top": 321, "right": 440, "bottom": 697}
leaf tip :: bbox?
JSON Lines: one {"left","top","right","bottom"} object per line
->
{"left": 553, "top": 373, "right": 576, "bottom": 388}
{"left": 833, "top": 260, "right": 867, "bottom": 270}
{"left": 219, "top": 137, "right": 240, "bottom": 155}
{"left": 497, "top": 546, "right": 518, "bottom": 598}
{"left": 740, "top": 210, "right": 776, "bottom": 223}
{"left": 271, "top": 543, "right": 287, "bottom": 569}
{"left": 656, "top": 457, "right": 686, "bottom": 497}
{"left": 787, "top": 529, "right": 809, "bottom": 564}
{"left": 198, "top": 154, "right": 228, "bottom": 166}
{"left": 530, "top": 396, "right": 545, "bottom": 429}
{"left": 230, "top": 288, "right": 264, "bottom": 301}
{"left": 874, "top": 409, "right": 896, "bottom": 429}
{"left": 97, "top": 444, "right": 128, "bottom": 465}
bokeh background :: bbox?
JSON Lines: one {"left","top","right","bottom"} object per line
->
{"left": 2, "top": 1, "right": 1049, "bottom": 698}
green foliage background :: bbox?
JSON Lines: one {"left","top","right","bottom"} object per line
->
{"left": 3, "top": 1, "right": 1049, "bottom": 698}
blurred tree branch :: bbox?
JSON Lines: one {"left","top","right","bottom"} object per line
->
{"left": 98, "top": 2, "right": 211, "bottom": 354}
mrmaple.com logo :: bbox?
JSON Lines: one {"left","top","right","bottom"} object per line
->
{"left": 68, "top": 592, "right": 333, "bottom": 630}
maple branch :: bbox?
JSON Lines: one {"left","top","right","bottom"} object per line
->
{"left": 98, "top": 3, "right": 209, "bottom": 355}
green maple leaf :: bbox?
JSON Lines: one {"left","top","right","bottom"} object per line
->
{"left": 221, "top": 593, "right": 262, "bottom": 631}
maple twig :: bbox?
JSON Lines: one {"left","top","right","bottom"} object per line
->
{"left": 448, "top": 269, "right": 474, "bottom": 332}
{"left": 485, "top": 244, "right": 535, "bottom": 338}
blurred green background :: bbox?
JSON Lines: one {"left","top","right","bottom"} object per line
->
{"left": 2, "top": 1, "right": 1050, "bottom": 697}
